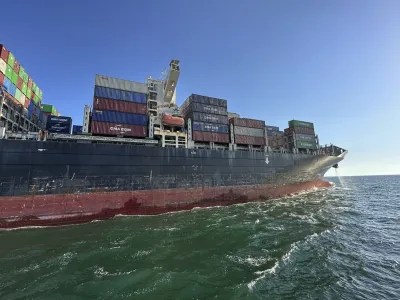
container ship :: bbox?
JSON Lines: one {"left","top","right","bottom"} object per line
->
{"left": 0, "top": 45, "right": 347, "bottom": 229}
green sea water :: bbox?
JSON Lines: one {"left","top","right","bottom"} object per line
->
{"left": 1, "top": 176, "right": 399, "bottom": 299}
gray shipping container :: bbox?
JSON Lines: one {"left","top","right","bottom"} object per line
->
{"left": 234, "top": 126, "right": 265, "bottom": 137}
{"left": 182, "top": 102, "right": 228, "bottom": 116}
{"left": 181, "top": 94, "right": 227, "bottom": 109}
{"left": 189, "top": 112, "right": 228, "bottom": 124}
{"left": 95, "top": 74, "right": 148, "bottom": 94}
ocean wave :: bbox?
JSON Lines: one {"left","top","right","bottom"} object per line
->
{"left": 247, "top": 230, "right": 330, "bottom": 291}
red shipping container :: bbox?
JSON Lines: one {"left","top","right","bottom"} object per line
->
{"left": 0, "top": 72, "right": 4, "bottom": 86}
{"left": 162, "top": 114, "right": 184, "bottom": 127}
{"left": 192, "top": 131, "right": 229, "bottom": 143}
{"left": 24, "top": 97, "right": 30, "bottom": 109}
{"left": 91, "top": 121, "right": 147, "bottom": 137}
{"left": 0, "top": 45, "right": 8, "bottom": 61}
{"left": 13, "top": 61, "right": 20, "bottom": 73}
{"left": 27, "top": 77, "right": 32, "bottom": 88}
{"left": 234, "top": 135, "right": 266, "bottom": 146}
{"left": 17, "top": 77, "right": 23, "bottom": 89}
{"left": 92, "top": 97, "right": 147, "bottom": 115}
{"left": 229, "top": 117, "right": 265, "bottom": 129}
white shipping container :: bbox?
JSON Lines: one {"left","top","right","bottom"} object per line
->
{"left": 18, "top": 93, "right": 25, "bottom": 105}
{"left": 0, "top": 58, "right": 6, "bottom": 74}
{"left": 95, "top": 75, "right": 148, "bottom": 94}
{"left": 234, "top": 126, "right": 264, "bottom": 137}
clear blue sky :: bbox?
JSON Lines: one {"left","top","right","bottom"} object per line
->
{"left": 2, "top": 0, "right": 399, "bottom": 176}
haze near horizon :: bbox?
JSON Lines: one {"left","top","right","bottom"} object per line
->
{"left": 2, "top": 0, "right": 399, "bottom": 176}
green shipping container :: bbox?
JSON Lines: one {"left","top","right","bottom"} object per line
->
{"left": 23, "top": 73, "right": 28, "bottom": 83}
{"left": 296, "top": 140, "right": 317, "bottom": 149}
{"left": 19, "top": 66, "right": 25, "bottom": 77}
{"left": 11, "top": 71, "right": 18, "bottom": 85}
{"left": 289, "top": 120, "right": 314, "bottom": 129}
{"left": 41, "top": 104, "right": 53, "bottom": 113}
{"left": 15, "top": 89, "right": 22, "bottom": 102}
{"left": 26, "top": 89, "right": 32, "bottom": 99}
{"left": 22, "top": 83, "right": 27, "bottom": 95}
{"left": 32, "top": 82, "right": 37, "bottom": 91}
{"left": 35, "top": 85, "right": 39, "bottom": 95}
{"left": 5, "top": 65, "right": 13, "bottom": 79}
{"left": 7, "top": 52, "right": 15, "bottom": 67}
{"left": 34, "top": 94, "right": 39, "bottom": 103}
{"left": 38, "top": 89, "right": 43, "bottom": 99}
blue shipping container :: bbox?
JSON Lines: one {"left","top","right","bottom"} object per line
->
{"left": 2, "top": 78, "right": 12, "bottom": 93}
{"left": 39, "top": 112, "right": 47, "bottom": 123}
{"left": 120, "top": 90, "right": 146, "bottom": 104}
{"left": 192, "top": 121, "right": 229, "bottom": 133}
{"left": 28, "top": 101, "right": 34, "bottom": 112}
{"left": 94, "top": 86, "right": 146, "bottom": 104}
{"left": 92, "top": 110, "right": 148, "bottom": 126}
{"left": 46, "top": 116, "right": 72, "bottom": 134}
{"left": 188, "top": 112, "right": 228, "bottom": 125}
{"left": 72, "top": 125, "right": 83, "bottom": 134}
{"left": 94, "top": 86, "right": 121, "bottom": 100}
{"left": 27, "top": 101, "right": 40, "bottom": 117}
{"left": 9, "top": 83, "right": 16, "bottom": 97}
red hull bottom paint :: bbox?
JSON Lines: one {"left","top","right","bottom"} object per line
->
{"left": 0, "top": 180, "right": 332, "bottom": 229}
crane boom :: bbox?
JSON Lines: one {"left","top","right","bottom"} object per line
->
{"left": 163, "top": 60, "right": 180, "bottom": 104}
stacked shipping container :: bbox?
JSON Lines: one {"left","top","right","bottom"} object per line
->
{"left": 268, "top": 134, "right": 286, "bottom": 149}
{"left": 265, "top": 125, "right": 283, "bottom": 136}
{"left": 0, "top": 44, "right": 43, "bottom": 116}
{"left": 181, "top": 94, "right": 229, "bottom": 143}
{"left": 230, "top": 118, "right": 266, "bottom": 146}
{"left": 92, "top": 75, "right": 148, "bottom": 137}
{"left": 285, "top": 120, "right": 317, "bottom": 150}
{"left": 40, "top": 104, "right": 60, "bottom": 125}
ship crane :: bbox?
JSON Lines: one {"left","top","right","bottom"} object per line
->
{"left": 150, "top": 60, "right": 186, "bottom": 148}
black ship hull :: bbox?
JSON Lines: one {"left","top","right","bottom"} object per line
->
{"left": 0, "top": 140, "right": 344, "bottom": 228}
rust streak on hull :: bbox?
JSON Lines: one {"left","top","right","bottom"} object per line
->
{"left": 0, "top": 180, "right": 332, "bottom": 229}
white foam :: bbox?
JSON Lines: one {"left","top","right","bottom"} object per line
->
{"left": 247, "top": 229, "right": 330, "bottom": 291}
{"left": 94, "top": 266, "right": 135, "bottom": 278}
{"left": 226, "top": 254, "right": 270, "bottom": 267}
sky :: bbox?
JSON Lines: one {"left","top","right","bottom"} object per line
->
{"left": 2, "top": 0, "right": 399, "bottom": 176}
